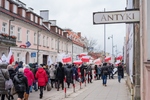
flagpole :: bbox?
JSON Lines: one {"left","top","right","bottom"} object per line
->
{"left": 104, "top": 8, "right": 106, "bottom": 62}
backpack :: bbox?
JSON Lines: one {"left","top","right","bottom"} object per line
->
{"left": 1, "top": 69, "right": 14, "bottom": 90}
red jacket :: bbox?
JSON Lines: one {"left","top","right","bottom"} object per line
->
{"left": 24, "top": 68, "right": 34, "bottom": 86}
{"left": 35, "top": 68, "right": 48, "bottom": 86}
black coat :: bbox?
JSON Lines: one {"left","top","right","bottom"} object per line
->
{"left": 101, "top": 66, "right": 109, "bottom": 75}
{"left": 117, "top": 65, "right": 123, "bottom": 76}
{"left": 13, "top": 72, "right": 28, "bottom": 92}
{"left": 56, "top": 66, "right": 64, "bottom": 81}
{"left": 8, "top": 68, "right": 16, "bottom": 80}
{"left": 65, "top": 66, "right": 73, "bottom": 83}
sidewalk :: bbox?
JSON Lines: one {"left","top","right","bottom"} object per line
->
{"left": 64, "top": 77, "right": 130, "bottom": 100}
{"left": 12, "top": 76, "right": 130, "bottom": 100}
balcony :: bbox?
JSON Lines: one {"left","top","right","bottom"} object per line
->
{"left": 0, "top": 33, "right": 17, "bottom": 46}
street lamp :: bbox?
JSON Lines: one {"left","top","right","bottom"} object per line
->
{"left": 108, "top": 35, "right": 113, "bottom": 56}
{"left": 113, "top": 45, "right": 117, "bottom": 57}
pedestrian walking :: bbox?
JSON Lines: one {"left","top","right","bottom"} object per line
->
{"left": 7, "top": 64, "right": 16, "bottom": 100}
{"left": 0, "top": 63, "right": 10, "bottom": 100}
{"left": 64, "top": 64, "right": 73, "bottom": 88}
{"left": 101, "top": 63, "right": 109, "bottom": 86}
{"left": 24, "top": 65, "right": 34, "bottom": 100}
{"left": 35, "top": 65, "right": 48, "bottom": 99}
{"left": 86, "top": 64, "right": 92, "bottom": 83}
{"left": 97, "top": 65, "right": 101, "bottom": 80}
{"left": 49, "top": 64, "right": 56, "bottom": 88}
{"left": 55, "top": 62, "right": 64, "bottom": 91}
{"left": 13, "top": 68, "right": 28, "bottom": 100}
{"left": 117, "top": 63, "right": 124, "bottom": 83}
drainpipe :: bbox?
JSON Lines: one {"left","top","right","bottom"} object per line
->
{"left": 37, "top": 29, "right": 42, "bottom": 65}
{"left": 8, "top": 17, "right": 15, "bottom": 52}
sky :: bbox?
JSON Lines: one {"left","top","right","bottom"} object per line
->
{"left": 21, "top": 0, "right": 126, "bottom": 56}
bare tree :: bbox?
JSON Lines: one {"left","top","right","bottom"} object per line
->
{"left": 84, "top": 37, "right": 98, "bottom": 52}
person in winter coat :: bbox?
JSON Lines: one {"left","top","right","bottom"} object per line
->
{"left": 15, "top": 61, "right": 23, "bottom": 72}
{"left": 49, "top": 64, "right": 56, "bottom": 88}
{"left": 117, "top": 63, "right": 124, "bottom": 83}
{"left": 97, "top": 65, "right": 101, "bottom": 80}
{"left": 80, "top": 64, "right": 86, "bottom": 83}
{"left": 101, "top": 63, "right": 109, "bottom": 86}
{"left": 7, "top": 65, "right": 16, "bottom": 100}
{"left": 24, "top": 65, "right": 34, "bottom": 100}
{"left": 43, "top": 65, "right": 50, "bottom": 83}
{"left": 64, "top": 64, "right": 73, "bottom": 88}
{"left": 36, "top": 65, "right": 48, "bottom": 99}
{"left": 72, "top": 64, "right": 78, "bottom": 81}
{"left": 0, "top": 63, "right": 10, "bottom": 100}
{"left": 86, "top": 64, "right": 92, "bottom": 83}
{"left": 55, "top": 62, "right": 64, "bottom": 91}
{"left": 13, "top": 68, "right": 28, "bottom": 100}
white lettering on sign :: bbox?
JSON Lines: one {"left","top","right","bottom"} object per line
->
{"left": 93, "top": 10, "right": 139, "bottom": 24}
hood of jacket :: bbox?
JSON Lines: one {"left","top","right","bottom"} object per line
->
{"left": 14, "top": 72, "right": 25, "bottom": 83}
{"left": 37, "top": 68, "right": 45, "bottom": 73}
{"left": 24, "top": 68, "right": 31, "bottom": 73}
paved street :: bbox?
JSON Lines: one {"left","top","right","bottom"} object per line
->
{"left": 12, "top": 75, "right": 130, "bottom": 100}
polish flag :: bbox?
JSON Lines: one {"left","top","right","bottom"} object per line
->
{"left": 81, "top": 56, "right": 90, "bottom": 62}
{"left": 94, "top": 59, "right": 102, "bottom": 65}
{"left": 62, "top": 56, "right": 72, "bottom": 63}
{"left": 7, "top": 50, "right": 14, "bottom": 64}
{"left": 73, "top": 60, "right": 82, "bottom": 65}
{"left": 116, "top": 55, "right": 123, "bottom": 61}
{"left": 78, "top": 53, "right": 88, "bottom": 59}
{"left": 105, "top": 56, "right": 111, "bottom": 62}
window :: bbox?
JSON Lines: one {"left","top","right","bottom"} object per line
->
{"left": 26, "top": 30, "right": 29, "bottom": 42}
{"left": 13, "top": 5, "right": 17, "bottom": 13}
{"left": 46, "top": 37, "right": 48, "bottom": 47}
{"left": 34, "top": 33, "right": 37, "bottom": 44}
{"left": 2, "top": 22, "right": 7, "bottom": 33}
{"left": 38, "top": 34, "right": 41, "bottom": 45}
{"left": 51, "top": 38, "right": 54, "bottom": 49}
{"left": 5, "top": 0, "right": 9, "bottom": 10}
{"left": 10, "top": 25, "right": 15, "bottom": 36}
{"left": 61, "top": 42, "right": 63, "bottom": 51}
{"left": 17, "top": 28, "right": 21, "bottom": 41}
{"left": 43, "top": 36, "right": 45, "bottom": 46}
{"left": 55, "top": 27, "right": 57, "bottom": 33}
{"left": 55, "top": 40, "right": 57, "bottom": 50}
{"left": 17, "top": 53, "right": 21, "bottom": 62}
{"left": 22, "top": 10, "right": 26, "bottom": 17}
{"left": 35, "top": 16, "right": 38, "bottom": 23}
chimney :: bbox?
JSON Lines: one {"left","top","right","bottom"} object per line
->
{"left": 77, "top": 32, "right": 81, "bottom": 38}
{"left": 40, "top": 10, "right": 49, "bottom": 21}
{"left": 49, "top": 20, "right": 56, "bottom": 26}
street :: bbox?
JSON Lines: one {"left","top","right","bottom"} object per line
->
{"left": 12, "top": 75, "right": 130, "bottom": 100}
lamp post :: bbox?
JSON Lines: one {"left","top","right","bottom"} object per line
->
{"left": 113, "top": 45, "right": 117, "bottom": 57}
{"left": 108, "top": 35, "right": 114, "bottom": 57}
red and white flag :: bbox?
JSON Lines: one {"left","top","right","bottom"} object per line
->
{"left": 73, "top": 60, "right": 82, "bottom": 65}
{"left": 62, "top": 56, "right": 72, "bottom": 63}
{"left": 105, "top": 56, "right": 111, "bottom": 62}
{"left": 81, "top": 56, "right": 90, "bottom": 62}
{"left": 7, "top": 50, "right": 14, "bottom": 64}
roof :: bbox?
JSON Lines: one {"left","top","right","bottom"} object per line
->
{"left": 0, "top": 7, "right": 46, "bottom": 31}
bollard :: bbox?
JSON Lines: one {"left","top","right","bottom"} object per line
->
{"left": 88, "top": 71, "right": 90, "bottom": 83}
{"left": 79, "top": 72, "right": 82, "bottom": 89}
{"left": 94, "top": 70, "right": 96, "bottom": 80}
{"left": 64, "top": 76, "right": 67, "bottom": 98}
{"left": 73, "top": 74, "right": 76, "bottom": 92}
{"left": 84, "top": 73, "right": 86, "bottom": 86}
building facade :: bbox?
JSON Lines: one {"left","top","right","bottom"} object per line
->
{"left": 0, "top": 0, "right": 84, "bottom": 65}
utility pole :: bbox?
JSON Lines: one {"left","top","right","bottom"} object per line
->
{"left": 133, "top": 0, "right": 140, "bottom": 100}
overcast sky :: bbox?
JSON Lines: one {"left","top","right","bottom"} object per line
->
{"left": 21, "top": 0, "right": 126, "bottom": 56}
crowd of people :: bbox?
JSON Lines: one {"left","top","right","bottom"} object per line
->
{"left": 0, "top": 61, "right": 124, "bottom": 100}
